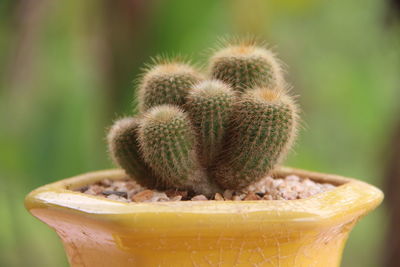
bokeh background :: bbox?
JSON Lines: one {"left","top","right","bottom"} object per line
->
{"left": 1, "top": 0, "right": 399, "bottom": 266}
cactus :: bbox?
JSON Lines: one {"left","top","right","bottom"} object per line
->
{"left": 107, "top": 117, "right": 163, "bottom": 189}
{"left": 186, "top": 80, "right": 235, "bottom": 168}
{"left": 107, "top": 39, "right": 299, "bottom": 197}
{"left": 210, "top": 41, "right": 284, "bottom": 93}
{"left": 138, "top": 60, "right": 203, "bottom": 112}
{"left": 211, "top": 88, "right": 298, "bottom": 189}
{"left": 138, "top": 105, "right": 219, "bottom": 196}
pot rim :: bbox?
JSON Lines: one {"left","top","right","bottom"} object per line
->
{"left": 25, "top": 167, "right": 383, "bottom": 228}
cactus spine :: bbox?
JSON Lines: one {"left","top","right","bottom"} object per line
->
{"left": 108, "top": 39, "right": 300, "bottom": 196}
{"left": 212, "top": 88, "right": 298, "bottom": 189}
{"left": 210, "top": 43, "right": 284, "bottom": 93}
{"left": 138, "top": 61, "right": 203, "bottom": 112}
{"left": 186, "top": 80, "right": 235, "bottom": 168}
{"left": 138, "top": 105, "right": 219, "bottom": 196}
{"left": 107, "top": 117, "right": 162, "bottom": 189}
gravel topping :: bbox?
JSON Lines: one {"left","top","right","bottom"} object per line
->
{"left": 76, "top": 175, "right": 336, "bottom": 202}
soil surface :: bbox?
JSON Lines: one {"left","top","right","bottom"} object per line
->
{"left": 76, "top": 175, "right": 336, "bottom": 202}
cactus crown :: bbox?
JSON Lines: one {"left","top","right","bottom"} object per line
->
{"left": 108, "top": 40, "right": 299, "bottom": 197}
{"left": 210, "top": 39, "right": 285, "bottom": 93}
{"left": 138, "top": 57, "right": 203, "bottom": 112}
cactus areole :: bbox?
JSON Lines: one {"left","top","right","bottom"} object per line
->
{"left": 108, "top": 40, "right": 298, "bottom": 196}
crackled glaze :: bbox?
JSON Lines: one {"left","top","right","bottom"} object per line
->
{"left": 25, "top": 167, "right": 383, "bottom": 267}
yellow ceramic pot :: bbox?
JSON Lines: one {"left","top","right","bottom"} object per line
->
{"left": 25, "top": 167, "right": 383, "bottom": 267}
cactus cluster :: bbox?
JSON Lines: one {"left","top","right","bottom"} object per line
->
{"left": 108, "top": 39, "right": 298, "bottom": 197}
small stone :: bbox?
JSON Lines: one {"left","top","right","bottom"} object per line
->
{"left": 280, "top": 190, "right": 298, "bottom": 200}
{"left": 101, "top": 179, "right": 113, "bottom": 186}
{"left": 170, "top": 195, "right": 182, "bottom": 201}
{"left": 127, "top": 188, "right": 142, "bottom": 199}
{"left": 165, "top": 190, "right": 188, "bottom": 199}
{"left": 286, "top": 175, "right": 300, "bottom": 182}
{"left": 263, "top": 194, "right": 273, "bottom": 200}
{"left": 223, "top": 190, "right": 234, "bottom": 200}
{"left": 244, "top": 192, "right": 261, "bottom": 200}
{"left": 112, "top": 181, "right": 130, "bottom": 192}
{"left": 79, "top": 186, "right": 89, "bottom": 193}
{"left": 232, "top": 195, "right": 241, "bottom": 201}
{"left": 292, "top": 184, "right": 304, "bottom": 192}
{"left": 214, "top": 193, "right": 224, "bottom": 201}
{"left": 191, "top": 195, "right": 208, "bottom": 201}
{"left": 323, "top": 183, "right": 336, "bottom": 190}
{"left": 84, "top": 185, "right": 103, "bottom": 195}
{"left": 107, "top": 194, "right": 129, "bottom": 202}
{"left": 302, "top": 179, "right": 314, "bottom": 187}
{"left": 102, "top": 190, "right": 128, "bottom": 198}
{"left": 124, "top": 181, "right": 137, "bottom": 190}
{"left": 132, "top": 190, "right": 154, "bottom": 202}
{"left": 273, "top": 179, "right": 284, "bottom": 187}
{"left": 150, "top": 192, "right": 169, "bottom": 202}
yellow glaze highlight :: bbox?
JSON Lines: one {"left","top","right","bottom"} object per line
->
{"left": 25, "top": 167, "right": 383, "bottom": 267}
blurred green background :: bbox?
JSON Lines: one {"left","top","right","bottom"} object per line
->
{"left": 1, "top": 0, "right": 399, "bottom": 266}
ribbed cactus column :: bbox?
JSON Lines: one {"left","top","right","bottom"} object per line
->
{"left": 107, "top": 39, "right": 300, "bottom": 194}
{"left": 210, "top": 43, "right": 284, "bottom": 93}
{"left": 107, "top": 117, "right": 162, "bottom": 189}
{"left": 212, "top": 88, "right": 298, "bottom": 189}
{"left": 186, "top": 80, "right": 235, "bottom": 168}
{"left": 138, "top": 61, "right": 203, "bottom": 112}
{"left": 138, "top": 105, "right": 219, "bottom": 196}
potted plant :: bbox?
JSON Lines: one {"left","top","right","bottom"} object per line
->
{"left": 25, "top": 39, "right": 383, "bottom": 267}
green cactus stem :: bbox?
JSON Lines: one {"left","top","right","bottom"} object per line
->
{"left": 138, "top": 105, "right": 220, "bottom": 196}
{"left": 106, "top": 39, "right": 301, "bottom": 196}
{"left": 186, "top": 80, "right": 236, "bottom": 168}
{"left": 138, "top": 60, "right": 203, "bottom": 112}
{"left": 210, "top": 43, "right": 284, "bottom": 93}
{"left": 107, "top": 117, "right": 163, "bottom": 189}
{"left": 212, "top": 88, "right": 298, "bottom": 190}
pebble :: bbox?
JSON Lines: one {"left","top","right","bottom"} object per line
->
{"left": 150, "top": 192, "right": 169, "bottom": 202}
{"left": 244, "top": 192, "right": 261, "bottom": 200}
{"left": 170, "top": 195, "right": 182, "bottom": 201}
{"left": 214, "top": 193, "right": 224, "bottom": 201}
{"left": 102, "top": 190, "right": 128, "bottom": 198}
{"left": 232, "top": 195, "right": 242, "bottom": 201}
{"left": 223, "top": 190, "right": 234, "bottom": 200}
{"left": 191, "top": 195, "right": 208, "bottom": 201}
{"left": 107, "top": 194, "right": 129, "bottom": 202}
{"left": 165, "top": 190, "right": 188, "bottom": 199}
{"left": 131, "top": 190, "right": 154, "bottom": 202}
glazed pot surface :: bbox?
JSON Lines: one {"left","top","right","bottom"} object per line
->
{"left": 25, "top": 167, "right": 383, "bottom": 267}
